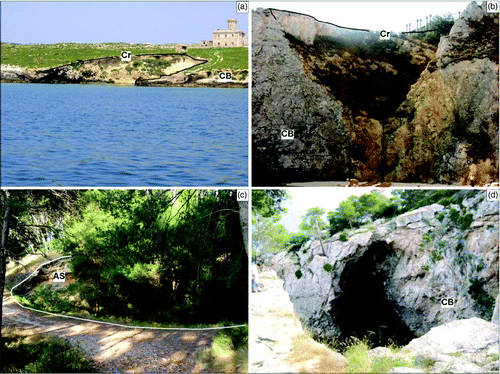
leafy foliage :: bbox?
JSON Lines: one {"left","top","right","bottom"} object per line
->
{"left": 323, "top": 263, "right": 333, "bottom": 272}
{"left": 393, "top": 190, "right": 478, "bottom": 213}
{"left": 339, "top": 232, "right": 349, "bottom": 242}
{"left": 1, "top": 190, "right": 79, "bottom": 261}
{"left": 252, "top": 190, "right": 291, "bottom": 258}
{"left": 299, "top": 207, "right": 328, "bottom": 242}
{"left": 54, "top": 190, "right": 247, "bottom": 325}
{"left": 252, "top": 214, "right": 291, "bottom": 258}
{"left": 412, "top": 13, "right": 455, "bottom": 46}
{"left": 286, "top": 234, "right": 310, "bottom": 253}
{"left": 2, "top": 328, "right": 97, "bottom": 373}
{"left": 468, "top": 277, "right": 496, "bottom": 320}
{"left": 197, "top": 325, "right": 248, "bottom": 373}
{"left": 327, "top": 192, "right": 393, "bottom": 234}
{"left": 252, "top": 190, "right": 289, "bottom": 218}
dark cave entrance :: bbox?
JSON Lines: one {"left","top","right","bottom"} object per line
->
{"left": 332, "top": 241, "right": 416, "bottom": 348}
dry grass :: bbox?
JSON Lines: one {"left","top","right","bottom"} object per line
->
{"left": 287, "top": 333, "right": 347, "bottom": 373}
{"left": 267, "top": 307, "right": 297, "bottom": 319}
{"left": 196, "top": 332, "right": 247, "bottom": 373}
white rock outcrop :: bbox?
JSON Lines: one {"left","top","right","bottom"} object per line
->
{"left": 272, "top": 193, "right": 498, "bottom": 347}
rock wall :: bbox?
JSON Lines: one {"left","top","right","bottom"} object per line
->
{"left": 272, "top": 192, "right": 498, "bottom": 347}
{"left": 252, "top": 8, "right": 352, "bottom": 185}
{"left": 385, "top": 2, "right": 499, "bottom": 184}
{"left": 252, "top": 3, "right": 498, "bottom": 185}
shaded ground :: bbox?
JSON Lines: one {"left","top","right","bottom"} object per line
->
{"left": 2, "top": 294, "right": 214, "bottom": 373}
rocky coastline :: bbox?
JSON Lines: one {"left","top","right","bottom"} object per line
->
{"left": 1, "top": 53, "right": 248, "bottom": 87}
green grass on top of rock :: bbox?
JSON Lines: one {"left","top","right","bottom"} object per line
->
{"left": 1, "top": 43, "right": 248, "bottom": 71}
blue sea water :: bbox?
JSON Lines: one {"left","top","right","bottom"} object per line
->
{"left": 1, "top": 83, "right": 248, "bottom": 187}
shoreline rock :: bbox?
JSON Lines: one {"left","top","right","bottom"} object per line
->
{"left": 1, "top": 53, "right": 248, "bottom": 87}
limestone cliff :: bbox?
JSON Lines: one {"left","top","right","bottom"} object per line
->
{"left": 271, "top": 191, "right": 498, "bottom": 349}
{"left": 252, "top": 3, "right": 498, "bottom": 185}
{"left": 385, "top": 2, "right": 499, "bottom": 185}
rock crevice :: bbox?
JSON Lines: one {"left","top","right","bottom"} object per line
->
{"left": 252, "top": 3, "right": 498, "bottom": 185}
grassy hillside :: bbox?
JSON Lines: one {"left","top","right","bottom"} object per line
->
{"left": 1, "top": 42, "right": 248, "bottom": 71}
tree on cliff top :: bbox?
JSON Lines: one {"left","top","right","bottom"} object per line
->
{"left": 413, "top": 12, "right": 455, "bottom": 46}
{"left": 299, "top": 207, "right": 328, "bottom": 255}
{"left": 327, "top": 192, "right": 394, "bottom": 234}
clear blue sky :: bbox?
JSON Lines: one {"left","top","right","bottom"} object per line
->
{"left": 1, "top": 2, "right": 248, "bottom": 44}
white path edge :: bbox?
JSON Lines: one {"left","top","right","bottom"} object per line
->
{"left": 9, "top": 255, "right": 245, "bottom": 331}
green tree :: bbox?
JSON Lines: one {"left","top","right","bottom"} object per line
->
{"left": 299, "top": 207, "right": 328, "bottom": 254}
{"left": 252, "top": 213, "right": 291, "bottom": 259}
{"left": 252, "top": 190, "right": 290, "bottom": 217}
{"left": 327, "top": 192, "right": 393, "bottom": 234}
{"left": 61, "top": 189, "right": 247, "bottom": 324}
{"left": 0, "top": 190, "right": 79, "bottom": 369}
{"left": 413, "top": 13, "right": 454, "bottom": 46}
{"left": 393, "top": 190, "right": 478, "bottom": 212}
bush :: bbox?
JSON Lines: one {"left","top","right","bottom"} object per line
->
{"left": 295, "top": 270, "right": 303, "bottom": 279}
{"left": 376, "top": 203, "right": 400, "bottom": 219}
{"left": 448, "top": 208, "right": 460, "bottom": 223}
{"left": 460, "top": 213, "right": 473, "bottom": 231}
{"left": 468, "top": 277, "right": 495, "bottom": 320}
{"left": 430, "top": 249, "right": 443, "bottom": 263}
{"left": 2, "top": 329, "right": 97, "bottom": 373}
{"left": 419, "top": 233, "right": 432, "bottom": 251}
{"left": 287, "top": 234, "right": 310, "bottom": 252}
{"left": 19, "top": 284, "right": 76, "bottom": 314}
{"left": 323, "top": 263, "right": 333, "bottom": 272}
{"left": 344, "top": 338, "right": 372, "bottom": 373}
{"left": 438, "top": 197, "right": 451, "bottom": 206}
{"left": 339, "top": 232, "right": 349, "bottom": 242}
{"left": 197, "top": 325, "right": 248, "bottom": 373}
{"left": 413, "top": 13, "right": 454, "bottom": 46}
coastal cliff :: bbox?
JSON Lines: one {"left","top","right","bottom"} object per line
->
{"left": 1, "top": 53, "right": 248, "bottom": 87}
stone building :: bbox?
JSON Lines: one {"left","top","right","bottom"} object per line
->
{"left": 175, "top": 44, "right": 187, "bottom": 53}
{"left": 199, "top": 40, "right": 213, "bottom": 48}
{"left": 212, "top": 19, "right": 247, "bottom": 47}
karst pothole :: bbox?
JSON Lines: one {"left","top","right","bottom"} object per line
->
{"left": 332, "top": 241, "right": 416, "bottom": 348}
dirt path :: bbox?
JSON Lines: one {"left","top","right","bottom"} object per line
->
{"left": 250, "top": 270, "right": 346, "bottom": 373}
{"left": 250, "top": 270, "right": 305, "bottom": 373}
{"left": 2, "top": 294, "right": 214, "bottom": 373}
